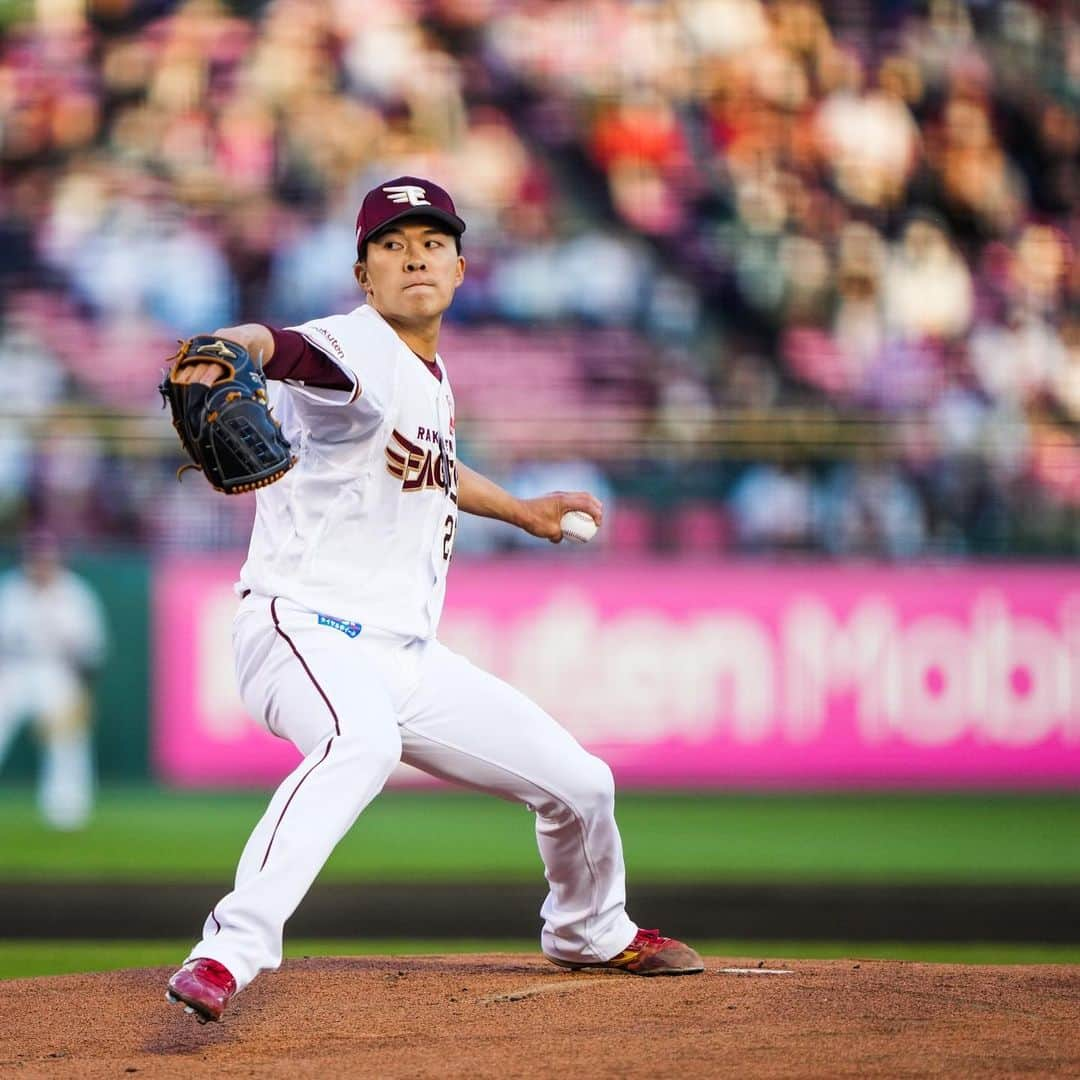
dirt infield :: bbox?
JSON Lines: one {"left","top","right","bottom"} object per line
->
{"left": 1, "top": 955, "right": 1078, "bottom": 1078}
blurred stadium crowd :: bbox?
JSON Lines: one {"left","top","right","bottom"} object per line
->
{"left": 0, "top": 0, "right": 1078, "bottom": 556}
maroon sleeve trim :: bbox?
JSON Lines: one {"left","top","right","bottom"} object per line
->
{"left": 263, "top": 326, "right": 355, "bottom": 392}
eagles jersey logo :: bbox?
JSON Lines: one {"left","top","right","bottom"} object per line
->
{"left": 385, "top": 429, "right": 455, "bottom": 494}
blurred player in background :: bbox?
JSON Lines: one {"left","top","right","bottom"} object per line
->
{"left": 0, "top": 531, "right": 107, "bottom": 830}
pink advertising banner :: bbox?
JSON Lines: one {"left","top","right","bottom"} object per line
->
{"left": 153, "top": 560, "right": 1080, "bottom": 788}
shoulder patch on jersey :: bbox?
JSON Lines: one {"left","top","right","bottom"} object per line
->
{"left": 309, "top": 325, "right": 346, "bottom": 360}
{"left": 317, "top": 613, "right": 363, "bottom": 638}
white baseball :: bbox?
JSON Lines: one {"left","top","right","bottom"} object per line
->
{"left": 560, "top": 509, "right": 598, "bottom": 543}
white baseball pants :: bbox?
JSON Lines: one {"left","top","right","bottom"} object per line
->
{"left": 0, "top": 661, "right": 93, "bottom": 830}
{"left": 188, "top": 594, "right": 637, "bottom": 991}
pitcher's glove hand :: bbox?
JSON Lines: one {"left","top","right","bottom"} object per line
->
{"left": 159, "top": 336, "right": 295, "bottom": 495}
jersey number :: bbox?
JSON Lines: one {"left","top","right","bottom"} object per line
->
{"left": 442, "top": 515, "right": 455, "bottom": 561}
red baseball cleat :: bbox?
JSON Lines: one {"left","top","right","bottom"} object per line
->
{"left": 547, "top": 928, "right": 705, "bottom": 976}
{"left": 165, "top": 958, "right": 237, "bottom": 1023}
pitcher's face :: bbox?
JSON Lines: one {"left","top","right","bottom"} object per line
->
{"left": 356, "top": 220, "right": 465, "bottom": 325}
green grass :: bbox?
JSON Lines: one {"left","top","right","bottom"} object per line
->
{"left": 2, "top": 939, "right": 1079, "bottom": 980}
{"left": 0, "top": 788, "right": 1078, "bottom": 884}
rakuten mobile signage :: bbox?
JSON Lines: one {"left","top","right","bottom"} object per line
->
{"left": 154, "top": 561, "right": 1080, "bottom": 788}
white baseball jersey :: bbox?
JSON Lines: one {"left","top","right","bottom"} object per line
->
{"left": 237, "top": 304, "right": 458, "bottom": 640}
{"left": 0, "top": 568, "right": 106, "bottom": 676}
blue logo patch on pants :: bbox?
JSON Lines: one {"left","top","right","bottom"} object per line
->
{"left": 317, "top": 613, "right": 363, "bottom": 638}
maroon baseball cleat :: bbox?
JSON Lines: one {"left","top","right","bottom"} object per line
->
{"left": 547, "top": 928, "right": 705, "bottom": 976}
{"left": 165, "top": 958, "right": 237, "bottom": 1023}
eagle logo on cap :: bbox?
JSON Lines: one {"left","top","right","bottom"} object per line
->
{"left": 383, "top": 185, "right": 431, "bottom": 207}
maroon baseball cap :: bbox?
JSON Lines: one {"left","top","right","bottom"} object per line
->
{"left": 355, "top": 176, "right": 466, "bottom": 256}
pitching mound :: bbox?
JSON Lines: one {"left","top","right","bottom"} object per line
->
{"left": 2, "top": 955, "right": 1078, "bottom": 1077}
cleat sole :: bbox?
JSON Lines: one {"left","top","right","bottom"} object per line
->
{"left": 546, "top": 956, "right": 705, "bottom": 976}
{"left": 165, "top": 988, "right": 219, "bottom": 1023}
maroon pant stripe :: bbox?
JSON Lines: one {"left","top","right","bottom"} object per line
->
{"left": 270, "top": 596, "right": 341, "bottom": 736}
{"left": 259, "top": 736, "right": 334, "bottom": 872}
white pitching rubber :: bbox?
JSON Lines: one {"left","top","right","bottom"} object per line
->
{"left": 717, "top": 968, "right": 794, "bottom": 975}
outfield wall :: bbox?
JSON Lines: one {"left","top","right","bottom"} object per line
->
{"left": 153, "top": 560, "right": 1080, "bottom": 789}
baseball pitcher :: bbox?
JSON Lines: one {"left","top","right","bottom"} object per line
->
{"left": 161, "top": 176, "right": 703, "bottom": 1023}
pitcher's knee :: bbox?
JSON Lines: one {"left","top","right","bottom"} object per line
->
{"left": 335, "top": 728, "right": 401, "bottom": 780}
{"left": 554, "top": 754, "right": 616, "bottom": 822}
